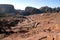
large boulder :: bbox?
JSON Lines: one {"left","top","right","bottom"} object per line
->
{"left": 0, "top": 4, "right": 15, "bottom": 14}
{"left": 25, "top": 7, "right": 42, "bottom": 15}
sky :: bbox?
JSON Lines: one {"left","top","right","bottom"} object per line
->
{"left": 0, "top": 0, "right": 60, "bottom": 10}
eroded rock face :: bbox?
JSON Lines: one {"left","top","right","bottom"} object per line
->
{"left": 25, "top": 7, "right": 42, "bottom": 14}
{"left": 40, "top": 6, "right": 60, "bottom": 13}
{"left": 0, "top": 4, "right": 15, "bottom": 13}
{"left": 40, "top": 6, "right": 52, "bottom": 13}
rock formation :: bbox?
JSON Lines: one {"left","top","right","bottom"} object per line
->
{"left": 25, "top": 7, "right": 42, "bottom": 14}
{"left": 0, "top": 4, "right": 15, "bottom": 14}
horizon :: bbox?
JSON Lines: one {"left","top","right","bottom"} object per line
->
{"left": 0, "top": 0, "right": 60, "bottom": 10}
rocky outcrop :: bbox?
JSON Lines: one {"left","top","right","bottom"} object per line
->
{"left": 0, "top": 4, "right": 60, "bottom": 16}
{"left": 0, "top": 4, "right": 15, "bottom": 14}
{"left": 40, "top": 6, "right": 52, "bottom": 13}
{"left": 52, "top": 7, "right": 60, "bottom": 13}
{"left": 40, "top": 6, "right": 60, "bottom": 13}
{"left": 16, "top": 6, "right": 60, "bottom": 16}
{"left": 25, "top": 7, "right": 42, "bottom": 15}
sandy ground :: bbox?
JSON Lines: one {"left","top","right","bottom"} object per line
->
{"left": 1, "top": 13, "right": 60, "bottom": 40}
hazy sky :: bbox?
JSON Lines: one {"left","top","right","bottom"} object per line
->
{"left": 0, "top": 0, "right": 60, "bottom": 10}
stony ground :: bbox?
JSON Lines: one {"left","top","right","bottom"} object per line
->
{"left": 0, "top": 13, "right": 60, "bottom": 40}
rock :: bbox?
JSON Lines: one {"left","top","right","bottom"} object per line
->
{"left": 52, "top": 7, "right": 60, "bottom": 13}
{"left": 25, "top": 7, "right": 42, "bottom": 15}
{"left": 40, "top": 6, "right": 60, "bottom": 13}
{"left": 40, "top": 6, "right": 52, "bottom": 13}
{"left": 0, "top": 4, "right": 15, "bottom": 14}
